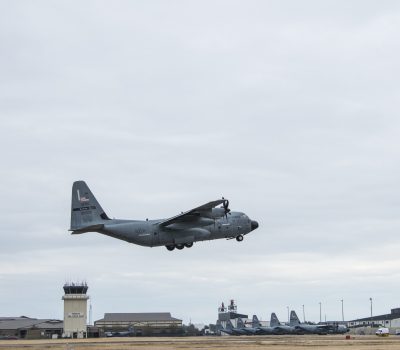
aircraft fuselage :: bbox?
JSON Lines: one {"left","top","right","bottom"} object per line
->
{"left": 91, "top": 211, "right": 254, "bottom": 247}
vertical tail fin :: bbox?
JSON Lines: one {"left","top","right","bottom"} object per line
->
{"left": 226, "top": 320, "right": 234, "bottom": 330}
{"left": 237, "top": 318, "right": 244, "bottom": 328}
{"left": 290, "top": 310, "right": 300, "bottom": 326}
{"left": 252, "top": 315, "right": 260, "bottom": 328}
{"left": 70, "top": 181, "right": 110, "bottom": 231}
{"left": 270, "top": 313, "right": 280, "bottom": 327}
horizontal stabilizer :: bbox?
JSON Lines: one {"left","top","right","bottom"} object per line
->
{"left": 70, "top": 224, "right": 104, "bottom": 234}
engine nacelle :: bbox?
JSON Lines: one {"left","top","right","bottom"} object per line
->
{"left": 201, "top": 207, "right": 226, "bottom": 219}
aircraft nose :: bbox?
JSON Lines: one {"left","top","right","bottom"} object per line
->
{"left": 251, "top": 220, "right": 259, "bottom": 231}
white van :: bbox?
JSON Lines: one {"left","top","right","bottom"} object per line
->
{"left": 376, "top": 328, "right": 390, "bottom": 337}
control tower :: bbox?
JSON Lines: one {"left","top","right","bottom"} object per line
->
{"left": 62, "top": 282, "right": 89, "bottom": 338}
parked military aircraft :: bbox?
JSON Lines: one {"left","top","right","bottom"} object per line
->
{"left": 253, "top": 314, "right": 273, "bottom": 335}
{"left": 257, "top": 313, "right": 295, "bottom": 335}
{"left": 236, "top": 318, "right": 253, "bottom": 335}
{"left": 220, "top": 319, "right": 247, "bottom": 336}
{"left": 289, "top": 311, "right": 330, "bottom": 334}
{"left": 241, "top": 315, "right": 261, "bottom": 335}
{"left": 222, "top": 314, "right": 296, "bottom": 336}
{"left": 329, "top": 323, "right": 349, "bottom": 334}
{"left": 70, "top": 181, "right": 258, "bottom": 251}
{"left": 105, "top": 326, "right": 134, "bottom": 337}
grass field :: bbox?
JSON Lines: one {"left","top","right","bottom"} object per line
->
{"left": 0, "top": 335, "right": 399, "bottom": 350}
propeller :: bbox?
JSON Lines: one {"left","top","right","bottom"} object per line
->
{"left": 222, "top": 197, "right": 231, "bottom": 219}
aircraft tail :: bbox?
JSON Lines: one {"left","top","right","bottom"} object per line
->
{"left": 70, "top": 181, "right": 110, "bottom": 232}
{"left": 270, "top": 313, "right": 280, "bottom": 327}
{"left": 226, "top": 320, "right": 234, "bottom": 330}
{"left": 252, "top": 315, "right": 260, "bottom": 328}
{"left": 290, "top": 310, "right": 300, "bottom": 326}
{"left": 237, "top": 318, "right": 245, "bottom": 328}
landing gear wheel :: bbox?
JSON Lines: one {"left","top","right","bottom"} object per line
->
{"left": 176, "top": 244, "right": 185, "bottom": 250}
{"left": 236, "top": 235, "right": 244, "bottom": 242}
{"left": 184, "top": 242, "right": 193, "bottom": 248}
{"left": 166, "top": 245, "right": 175, "bottom": 251}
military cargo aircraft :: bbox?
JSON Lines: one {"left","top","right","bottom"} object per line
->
{"left": 241, "top": 315, "right": 262, "bottom": 335}
{"left": 330, "top": 323, "right": 349, "bottom": 334}
{"left": 257, "top": 313, "right": 295, "bottom": 335}
{"left": 252, "top": 315, "right": 273, "bottom": 335}
{"left": 70, "top": 181, "right": 258, "bottom": 251}
{"left": 289, "top": 311, "right": 330, "bottom": 334}
{"left": 235, "top": 318, "right": 251, "bottom": 335}
{"left": 220, "top": 319, "right": 247, "bottom": 336}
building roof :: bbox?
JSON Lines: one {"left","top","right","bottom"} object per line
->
{"left": 350, "top": 308, "right": 400, "bottom": 322}
{"left": 218, "top": 312, "right": 248, "bottom": 321}
{"left": 0, "top": 317, "right": 63, "bottom": 330}
{"left": 96, "top": 313, "right": 181, "bottom": 323}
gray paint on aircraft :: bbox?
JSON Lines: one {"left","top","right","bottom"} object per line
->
{"left": 70, "top": 181, "right": 258, "bottom": 251}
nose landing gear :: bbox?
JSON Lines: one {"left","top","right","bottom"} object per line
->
{"left": 236, "top": 234, "right": 244, "bottom": 242}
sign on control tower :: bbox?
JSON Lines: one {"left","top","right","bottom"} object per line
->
{"left": 62, "top": 282, "right": 89, "bottom": 338}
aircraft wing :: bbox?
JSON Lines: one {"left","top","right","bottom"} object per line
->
{"left": 157, "top": 199, "right": 226, "bottom": 227}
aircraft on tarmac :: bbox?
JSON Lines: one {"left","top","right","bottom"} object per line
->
{"left": 330, "top": 323, "right": 349, "bottom": 334}
{"left": 289, "top": 311, "right": 331, "bottom": 335}
{"left": 220, "top": 319, "right": 247, "bottom": 336}
{"left": 105, "top": 326, "right": 134, "bottom": 337}
{"left": 221, "top": 314, "right": 296, "bottom": 336}
{"left": 235, "top": 318, "right": 253, "bottom": 335}
{"left": 70, "top": 181, "right": 258, "bottom": 251}
{"left": 257, "top": 313, "right": 295, "bottom": 335}
{"left": 241, "top": 315, "right": 262, "bottom": 335}
{"left": 251, "top": 315, "right": 273, "bottom": 335}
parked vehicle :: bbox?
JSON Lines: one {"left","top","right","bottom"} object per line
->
{"left": 376, "top": 328, "right": 390, "bottom": 337}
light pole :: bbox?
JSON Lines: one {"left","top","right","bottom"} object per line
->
{"left": 287, "top": 306, "right": 290, "bottom": 323}
{"left": 302, "top": 304, "right": 305, "bottom": 323}
{"left": 341, "top": 299, "right": 344, "bottom": 322}
{"left": 370, "top": 298, "right": 373, "bottom": 318}
{"left": 319, "top": 302, "right": 322, "bottom": 323}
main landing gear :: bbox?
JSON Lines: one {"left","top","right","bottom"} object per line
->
{"left": 236, "top": 234, "right": 244, "bottom": 242}
{"left": 165, "top": 242, "right": 193, "bottom": 251}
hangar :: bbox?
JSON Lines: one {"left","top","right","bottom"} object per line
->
{"left": 94, "top": 313, "right": 183, "bottom": 336}
{"left": 0, "top": 316, "right": 63, "bottom": 339}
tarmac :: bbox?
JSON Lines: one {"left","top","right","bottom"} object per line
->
{"left": 0, "top": 335, "right": 400, "bottom": 350}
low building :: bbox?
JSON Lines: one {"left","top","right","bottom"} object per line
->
{"left": 94, "top": 313, "right": 183, "bottom": 336}
{"left": 0, "top": 317, "right": 63, "bottom": 339}
{"left": 348, "top": 308, "right": 400, "bottom": 330}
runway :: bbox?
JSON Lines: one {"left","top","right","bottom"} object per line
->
{"left": 0, "top": 335, "right": 399, "bottom": 350}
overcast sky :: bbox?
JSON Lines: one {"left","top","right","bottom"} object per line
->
{"left": 1, "top": 0, "right": 400, "bottom": 325}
